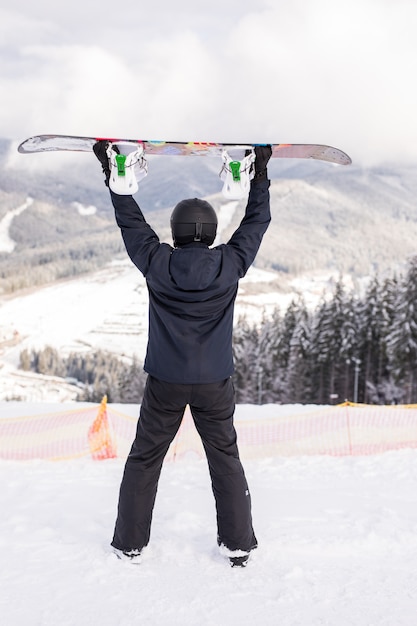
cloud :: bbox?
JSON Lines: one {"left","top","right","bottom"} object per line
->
{"left": 218, "top": 0, "right": 417, "bottom": 164}
{"left": 1, "top": 45, "right": 132, "bottom": 136}
{"left": 2, "top": 0, "right": 417, "bottom": 166}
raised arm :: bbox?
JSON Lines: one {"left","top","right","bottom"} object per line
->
{"left": 93, "top": 141, "right": 160, "bottom": 275}
{"left": 226, "top": 146, "right": 272, "bottom": 277}
{"left": 110, "top": 191, "right": 160, "bottom": 276}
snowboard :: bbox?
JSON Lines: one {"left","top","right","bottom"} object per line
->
{"left": 17, "top": 134, "right": 352, "bottom": 166}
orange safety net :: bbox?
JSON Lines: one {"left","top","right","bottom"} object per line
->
{"left": 0, "top": 400, "right": 417, "bottom": 461}
{"left": 0, "top": 401, "right": 121, "bottom": 461}
{"left": 165, "top": 402, "right": 417, "bottom": 460}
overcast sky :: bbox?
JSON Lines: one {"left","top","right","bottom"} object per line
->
{"left": 1, "top": 0, "right": 417, "bottom": 166}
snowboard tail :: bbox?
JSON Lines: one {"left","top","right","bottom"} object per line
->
{"left": 17, "top": 134, "right": 352, "bottom": 166}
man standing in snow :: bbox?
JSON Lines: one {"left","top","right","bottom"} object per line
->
{"left": 94, "top": 142, "right": 272, "bottom": 567}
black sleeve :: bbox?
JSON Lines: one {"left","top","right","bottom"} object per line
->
{"left": 110, "top": 190, "right": 161, "bottom": 276}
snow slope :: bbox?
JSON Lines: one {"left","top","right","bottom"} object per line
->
{"left": 1, "top": 408, "right": 416, "bottom": 626}
{"left": 0, "top": 258, "right": 294, "bottom": 401}
{"left": 0, "top": 197, "right": 33, "bottom": 252}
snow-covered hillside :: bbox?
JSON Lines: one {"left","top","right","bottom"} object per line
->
{"left": 1, "top": 410, "right": 416, "bottom": 626}
{"left": 0, "top": 254, "right": 367, "bottom": 402}
{"left": 3, "top": 150, "right": 417, "bottom": 297}
{"left": 3, "top": 156, "right": 417, "bottom": 401}
{"left": 0, "top": 185, "right": 327, "bottom": 401}
{"left": 0, "top": 257, "right": 300, "bottom": 401}
{"left": 0, "top": 196, "right": 33, "bottom": 252}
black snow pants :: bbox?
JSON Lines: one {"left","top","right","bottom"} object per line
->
{"left": 111, "top": 376, "right": 257, "bottom": 554}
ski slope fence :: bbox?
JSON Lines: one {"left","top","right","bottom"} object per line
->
{"left": 1, "top": 398, "right": 417, "bottom": 461}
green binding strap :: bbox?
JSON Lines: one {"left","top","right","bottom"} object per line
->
{"left": 229, "top": 161, "right": 241, "bottom": 182}
{"left": 115, "top": 154, "right": 127, "bottom": 176}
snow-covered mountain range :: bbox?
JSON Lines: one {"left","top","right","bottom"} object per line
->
{"left": 3, "top": 138, "right": 417, "bottom": 287}
{"left": 1, "top": 137, "right": 417, "bottom": 401}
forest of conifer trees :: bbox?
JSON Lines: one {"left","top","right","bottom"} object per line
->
{"left": 233, "top": 257, "right": 417, "bottom": 405}
{"left": 20, "top": 256, "right": 417, "bottom": 405}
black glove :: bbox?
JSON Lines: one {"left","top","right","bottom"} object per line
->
{"left": 93, "top": 141, "right": 111, "bottom": 187}
{"left": 253, "top": 145, "right": 272, "bottom": 181}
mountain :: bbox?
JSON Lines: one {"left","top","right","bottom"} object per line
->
{"left": 3, "top": 137, "right": 417, "bottom": 402}
{"left": 2, "top": 137, "right": 417, "bottom": 297}
{"left": 150, "top": 159, "right": 417, "bottom": 286}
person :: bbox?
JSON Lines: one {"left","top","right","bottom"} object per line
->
{"left": 93, "top": 141, "right": 272, "bottom": 567}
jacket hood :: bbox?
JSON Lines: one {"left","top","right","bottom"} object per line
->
{"left": 169, "top": 246, "right": 221, "bottom": 291}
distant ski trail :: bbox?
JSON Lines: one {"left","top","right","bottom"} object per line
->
{"left": 0, "top": 197, "right": 33, "bottom": 253}
{"left": 213, "top": 201, "right": 238, "bottom": 245}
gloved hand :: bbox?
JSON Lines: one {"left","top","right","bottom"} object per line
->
{"left": 253, "top": 145, "right": 272, "bottom": 181}
{"left": 93, "top": 141, "right": 111, "bottom": 186}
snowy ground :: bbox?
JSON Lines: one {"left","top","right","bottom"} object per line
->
{"left": 1, "top": 402, "right": 417, "bottom": 626}
{"left": 1, "top": 364, "right": 413, "bottom": 619}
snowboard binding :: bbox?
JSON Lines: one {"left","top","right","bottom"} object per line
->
{"left": 107, "top": 142, "right": 148, "bottom": 195}
{"left": 219, "top": 148, "right": 255, "bottom": 199}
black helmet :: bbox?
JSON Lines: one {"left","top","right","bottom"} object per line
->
{"left": 170, "top": 198, "right": 217, "bottom": 247}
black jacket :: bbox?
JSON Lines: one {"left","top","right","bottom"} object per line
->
{"left": 110, "top": 179, "right": 271, "bottom": 384}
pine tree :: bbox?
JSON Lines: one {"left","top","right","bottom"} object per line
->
{"left": 339, "top": 292, "right": 360, "bottom": 401}
{"left": 232, "top": 316, "right": 259, "bottom": 403}
{"left": 35, "top": 346, "right": 65, "bottom": 377}
{"left": 356, "top": 275, "right": 396, "bottom": 403}
{"left": 377, "top": 275, "right": 401, "bottom": 402}
{"left": 386, "top": 258, "right": 417, "bottom": 403}
{"left": 256, "top": 308, "right": 285, "bottom": 403}
{"left": 310, "top": 297, "right": 338, "bottom": 404}
{"left": 309, "top": 279, "right": 354, "bottom": 403}
{"left": 116, "top": 356, "right": 146, "bottom": 403}
{"left": 19, "top": 348, "right": 32, "bottom": 371}
{"left": 284, "top": 300, "right": 312, "bottom": 403}
{"left": 277, "top": 300, "right": 299, "bottom": 370}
